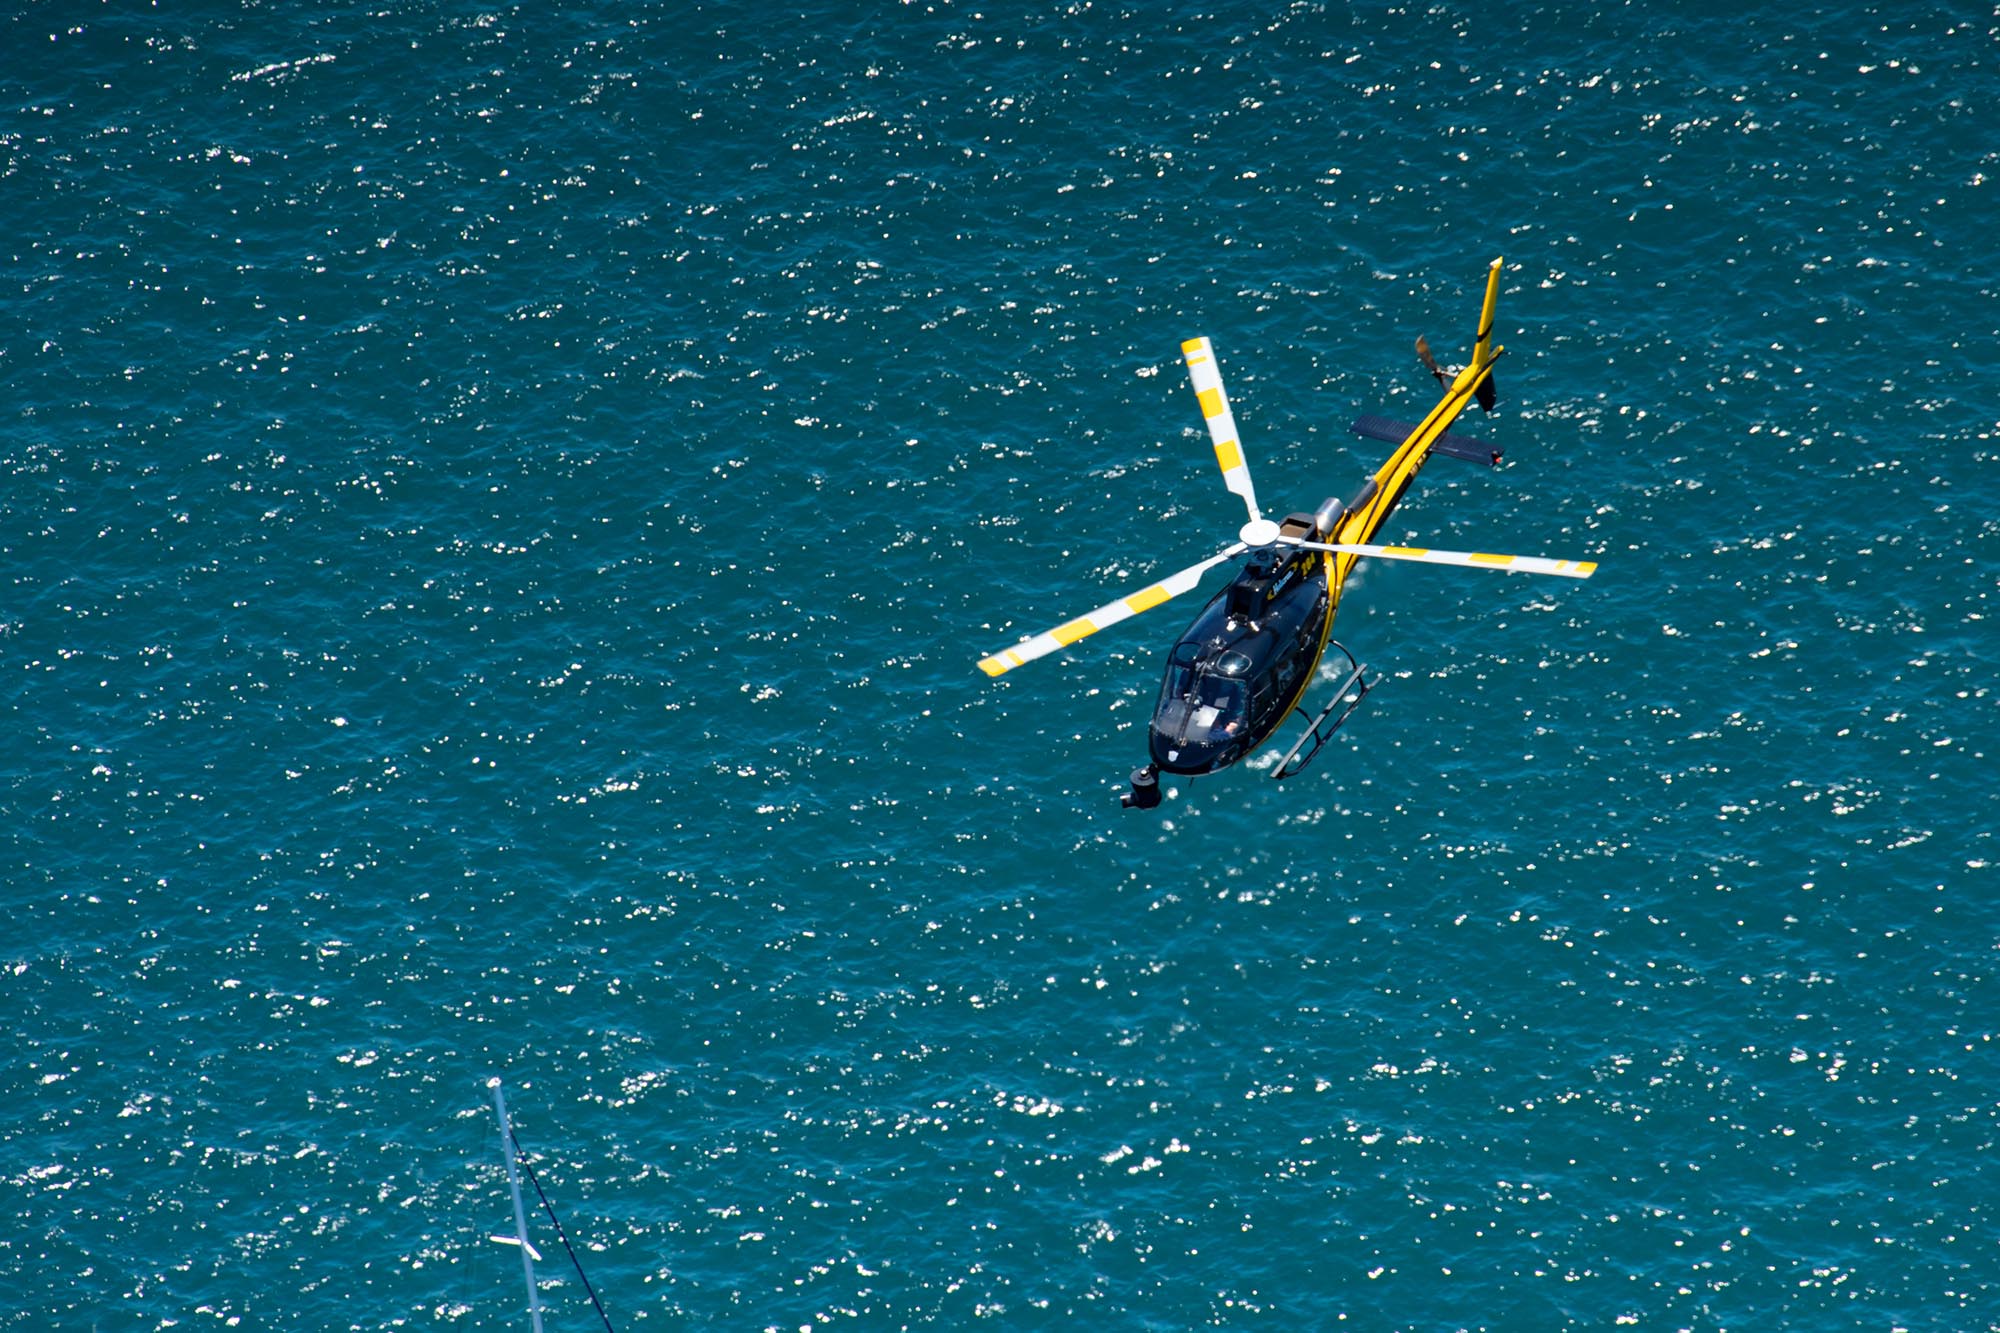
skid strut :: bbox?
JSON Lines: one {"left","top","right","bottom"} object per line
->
{"left": 1271, "top": 646, "right": 1375, "bottom": 781}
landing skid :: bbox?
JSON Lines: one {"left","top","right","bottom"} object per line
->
{"left": 1270, "top": 642, "right": 1375, "bottom": 781}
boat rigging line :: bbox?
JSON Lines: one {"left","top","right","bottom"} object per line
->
{"left": 489, "top": 1078, "right": 616, "bottom": 1333}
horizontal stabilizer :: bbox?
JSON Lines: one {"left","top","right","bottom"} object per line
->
{"left": 1350, "top": 415, "right": 1501, "bottom": 466}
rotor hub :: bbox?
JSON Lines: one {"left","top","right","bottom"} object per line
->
{"left": 1239, "top": 517, "right": 1281, "bottom": 548}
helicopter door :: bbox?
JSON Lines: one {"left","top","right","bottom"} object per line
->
{"left": 1273, "top": 620, "right": 1316, "bottom": 700}
{"left": 1249, "top": 675, "right": 1275, "bottom": 724}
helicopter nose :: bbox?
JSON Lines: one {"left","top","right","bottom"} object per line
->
{"left": 1156, "top": 737, "right": 1242, "bottom": 775}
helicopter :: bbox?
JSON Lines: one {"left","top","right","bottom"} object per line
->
{"left": 975, "top": 258, "right": 1598, "bottom": 810}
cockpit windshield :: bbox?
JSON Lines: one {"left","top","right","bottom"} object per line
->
{"left": 1193, "top": 673, "right": 1245, "bottom": 711}
{"left": 1180, "top": 670, "right": 1246, "bottom": 735}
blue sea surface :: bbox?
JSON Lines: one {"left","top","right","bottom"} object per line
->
{"left": 4, "top": 2, "right": 1996, "bottom": 1329}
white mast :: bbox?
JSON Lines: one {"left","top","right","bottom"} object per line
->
{"left": 489, "top": 1078, "right": 545, "bottom": 1333}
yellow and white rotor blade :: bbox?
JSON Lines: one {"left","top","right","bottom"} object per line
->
{"left": 978, "top": 544, "right": 1246, "bottom": 677}
{"left": 1285, "top": 538, "right": 1597, "bottom": 580}
{"left": 1180, "top": 337, "right": 1261, "bottom": 525}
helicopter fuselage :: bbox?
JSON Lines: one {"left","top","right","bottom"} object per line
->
{"left": 1148, "top": 542, "right": 1334, "bottom": 775}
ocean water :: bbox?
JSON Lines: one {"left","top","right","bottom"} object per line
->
{"left": 4, "top": 1, "right": 1996, "bottom": 1329}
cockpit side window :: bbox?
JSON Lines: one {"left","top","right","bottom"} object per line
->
{"left": 1161, "top": 639, "right": 1202, "bottom": 701}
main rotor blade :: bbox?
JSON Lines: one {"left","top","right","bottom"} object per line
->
{"left": 1180, "top": 337, "right": 1261, "bottom": 525}
{"left": 978, "top": 543, "right": 1247, "bottom": 677}
{"left": 1283, "top": 537, "right": 1597, "bottom": 580}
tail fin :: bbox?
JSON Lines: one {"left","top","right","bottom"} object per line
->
{"left": 1471, "top": 256, "right": 1502, "bottom": 412}
{"left": 1414, "top": 259, "right": 1504, "bottom": 410}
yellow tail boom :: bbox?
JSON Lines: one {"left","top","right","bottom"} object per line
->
{"left": 1332, "top": 257, "right": 1507, "bottom": 560}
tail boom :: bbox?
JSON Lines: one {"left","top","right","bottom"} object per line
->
{"left": 1332, "top": 258, "right": 1508, "bottom": 564}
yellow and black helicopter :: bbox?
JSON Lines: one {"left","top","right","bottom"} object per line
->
{"left": 976, "top": 259, "right": 1598, "bottom": 809}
